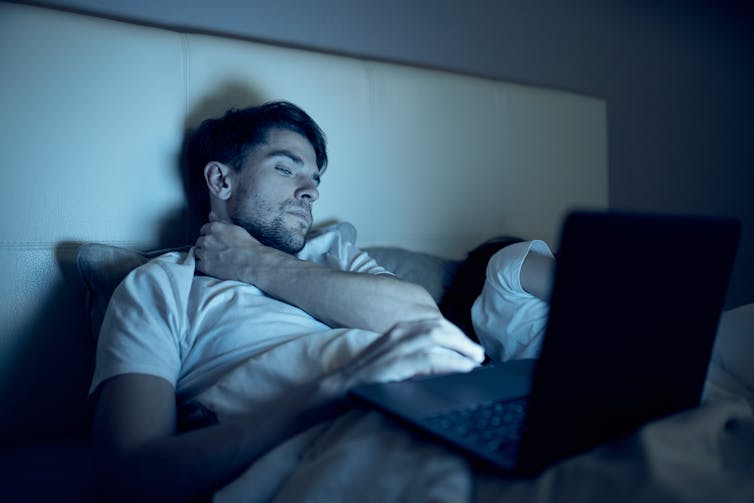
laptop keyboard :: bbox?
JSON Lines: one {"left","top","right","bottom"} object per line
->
{"left": 422, "top": 396, "right": 528, "bottom": 456}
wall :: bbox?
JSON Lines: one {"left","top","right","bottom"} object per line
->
{"left": 16, "top": 0, "right": 754, "bottom": 308}
{"left": 3, "top": 2, "right": 612, "bottom": 443}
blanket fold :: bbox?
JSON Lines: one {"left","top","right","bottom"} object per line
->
{"left": 201, "top": 329, "right": 754, "bottom": 502}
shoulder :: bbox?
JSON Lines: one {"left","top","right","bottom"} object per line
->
{"left": 113, "top": 249, "right": 196, "bottom": 306}
{"left": 93, "top": 252, "right": 193, "bottom": 395}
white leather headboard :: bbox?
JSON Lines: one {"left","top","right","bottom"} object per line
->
{"left": 0, "top": 3, "right": 606, "bottom": 439}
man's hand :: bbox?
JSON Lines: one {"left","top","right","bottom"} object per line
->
{"left": 194, "top": 212, "right": 277, "bottom": 282}
{"left": 332, "top": 317, "right": 485, "bottom": 388}
{"left": 194, "top": 212, "right": 444, "bottom": 333}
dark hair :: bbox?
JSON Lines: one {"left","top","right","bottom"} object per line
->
{"left": 439, "top": 235, "right": 524, "bottom": 343}
{"left": 194, "top": 101, "right": 328, "bottom": 174}
{"left": 185, "top": 101, "right": 327, "bottom": 238}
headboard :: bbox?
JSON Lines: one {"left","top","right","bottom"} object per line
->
{"left": 0, "top": 3, "right": 607, "bottom": 441}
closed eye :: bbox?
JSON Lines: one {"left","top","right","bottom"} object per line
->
{"left": 275, "top": 166, "right": 293, "bottom": 175}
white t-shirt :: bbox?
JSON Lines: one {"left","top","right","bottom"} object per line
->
{"left": 471, "top": 240, "right": 553, "bottom": 362}
{"left": 90, "top": 223, "right": 391, "bottom": 402}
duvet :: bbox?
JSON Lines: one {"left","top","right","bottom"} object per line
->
{"left": 191, "top": 326, "right": 754, "bottom": 502}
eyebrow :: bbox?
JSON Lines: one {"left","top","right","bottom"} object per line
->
{"left": 266, "top": 149, "right": 303, "bottom": 165}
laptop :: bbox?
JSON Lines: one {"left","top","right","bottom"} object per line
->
{"left": 350, "top": 210, "right": 741, "bottom": 476}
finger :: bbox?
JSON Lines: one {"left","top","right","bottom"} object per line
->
{"left": 371, "top": 347, "right": 480, "bottom": 383}
{"left": 199, "top": 221, "right": 229, "bottom": 240}
{"left": 387, "top": 318, "right": 485, "bottom": 363}
{"left": 342, "top": 326, "right": 434, "bottom": 380}
{"left": 427, "top": 320, "right": 485, "bottom": 362}
{"left": 382, "top": 317, "right": 445, "bottom": 339}
{"left": 195, "top": 235, "right": 219, "bottom": 253}
{"left": 400, "top": 345, "right": 480, "bottom": 373}
{"left": 193, "top": 243, "right": 204, "bottom": 260}
{"left": 199, "top": 222, "right": 213, "bottom": 236}
{"left": 414, "top": 348, "right": 480, "bottom": 376}
{"left": 355, "top": 325, "right": 476, "bottom": 375}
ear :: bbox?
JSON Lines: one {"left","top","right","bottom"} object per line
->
{"left": 204, "top": 161, "right": 233, "bottom": 200}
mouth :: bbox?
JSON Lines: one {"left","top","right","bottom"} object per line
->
{"left": 286, "top": 207, "right": 312, "bottom": 227}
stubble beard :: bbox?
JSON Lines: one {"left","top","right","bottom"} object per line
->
{"left": 231, "top": 211, "right": 307, "bottom": 255}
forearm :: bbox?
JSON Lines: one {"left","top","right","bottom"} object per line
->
{"left": 97, "top": 377, "right": 344, "bottom": 502}
{"left": 194, "top": 220, "right": 441, "bottom": 331}
{"left": 519, "top": 252, "right": 555, "bottom": 301}
{"left": 240, "top": 247, "right": 441, "bottom": 332}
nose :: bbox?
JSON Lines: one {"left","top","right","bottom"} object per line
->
{"left": 295, "top": 177, "right": 319, "bottom": 203}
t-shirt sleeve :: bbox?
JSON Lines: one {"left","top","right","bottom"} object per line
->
{"left": 471, "top": 240, "right": 553, "bottom": 362}
{"left": 89, "top": 259, "right": 185, "bottom": 394}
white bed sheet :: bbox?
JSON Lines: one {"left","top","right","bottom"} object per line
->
{"left": 195, "top": 311, "right": 754, "bottom": 503}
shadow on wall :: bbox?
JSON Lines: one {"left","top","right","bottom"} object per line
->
{"left": 0, "top": 82, "right": 269, "bottom": 446}
{"left": 172, "top": 81, "right": 266, "bottom": 245}
{"left": 0, "top": 242, "right": 93, "bottom": 445}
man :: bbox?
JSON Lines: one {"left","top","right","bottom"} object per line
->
{"left": 90, "top": 101, "right": 484, "bottom": 501}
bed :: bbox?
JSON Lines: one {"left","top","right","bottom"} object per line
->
{"left": 71, "top": 240, "right": 754, "bottom": 503}
{"left": 1, "top": 3, "right": 752, "bottom": 501}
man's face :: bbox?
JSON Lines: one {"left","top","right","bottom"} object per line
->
{"left": 227, "top": 128, "right": 320, "bottom": 254}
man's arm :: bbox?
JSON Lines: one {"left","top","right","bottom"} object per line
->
{"left": 92, "top": 373, "right": 343, "bottom": 502}
{"left": 194, "top": 219, "right": 440, "bottom": 333}
{"left": 92, "top": 318, "right": 484, "bottom": 502}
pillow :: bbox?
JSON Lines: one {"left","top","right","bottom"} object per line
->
{"left": 364, "top": 246, "right": 459, "bottom": 303}
{"left": 78, "top": 243, "right": 457, "bottom": 340}
{"left": 76, "top": 243, "right": 189, "bottom": 340}
{"left": 438, "top": 236, "right": 524, "bottom": 341}
{"left": 77, "top": 242, "right": 486, "bottom": 341}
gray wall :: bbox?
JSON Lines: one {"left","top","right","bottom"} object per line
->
{"left": 20, "top": 0, "right": 754, "bottom": 307}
